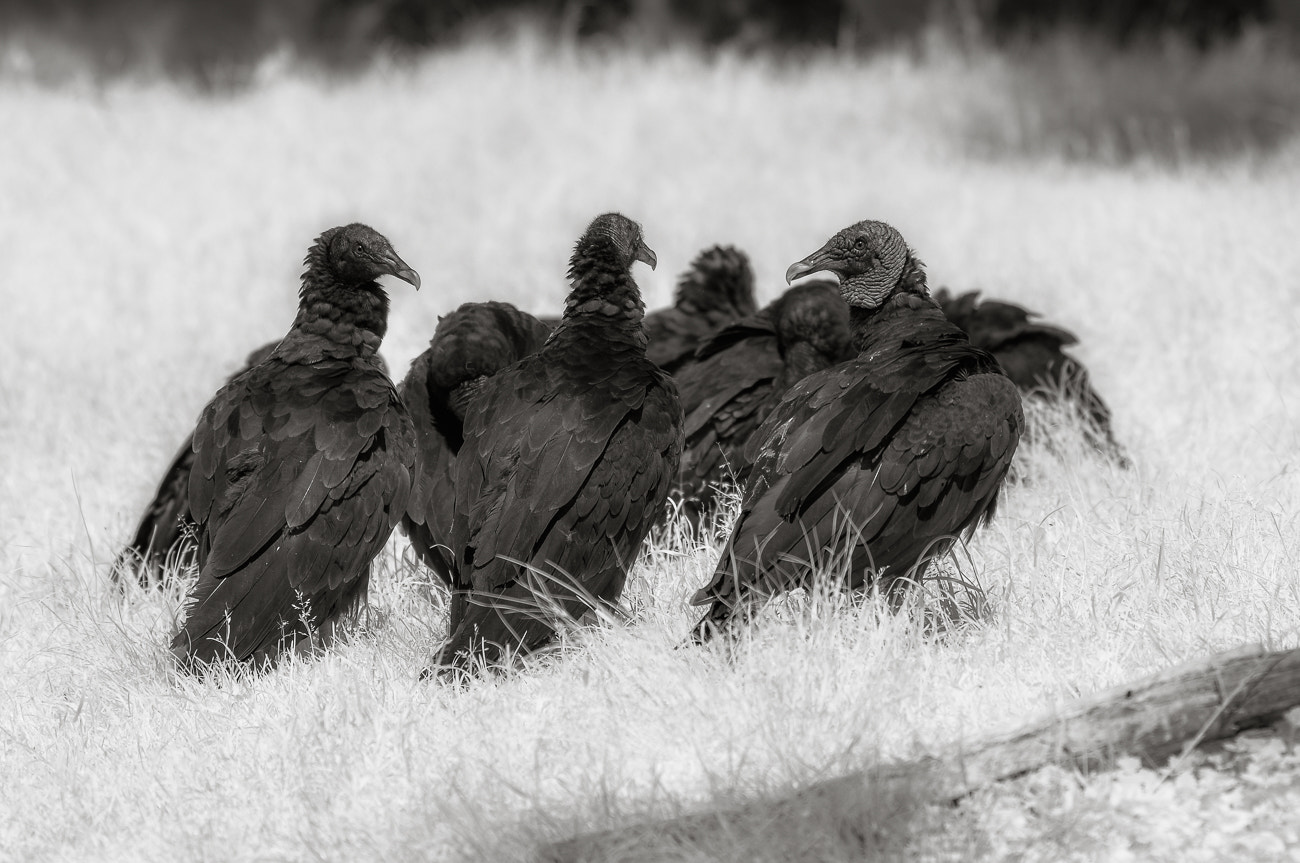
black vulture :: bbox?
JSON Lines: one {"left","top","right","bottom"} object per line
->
{"left": 170, "top": 224, "right": 419, "bottom": 673}
{"left": 673, "top": 278, "right": 853, "bottom": 521}
{"left": 398, "top": 301, "right": 552, "bottom": 585}
{"left": 113, "top": 344, "right": 397, "bottom": 588}
{"left": 536, "top": 244, "right": 758, "bottom": 373}
{"left": 111, "top": 340, "right": 279, "bottom": 586}
{"left": 431, "top": 213, "right": 683, "bottom": 678}
{"left": 645, "top": 244, "right": 759, "bottom": 374}
{"left": 935, "top": 288, "right": 1128, "bottom": 466}
{"left": 690, "top": 220, "right": 1024, "bottom": 642}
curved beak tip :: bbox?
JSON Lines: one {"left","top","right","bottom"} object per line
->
{"left": 638, "top": 244, "right": 658, "bottom": 271}
{"left": 398, "top": 267, "right": 422, "bottom": 291}
{"left": 785, "top": 261, "right": 811, "bottom": 285}
{"left": 385, "top": 252, "right": 421, "bottom": 290}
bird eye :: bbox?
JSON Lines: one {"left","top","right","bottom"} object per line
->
{"left": 355, "top": 242, "right": 366, "bottom": 255}
{"left": 853, "top": 237, "right": 867, "bottom": 252}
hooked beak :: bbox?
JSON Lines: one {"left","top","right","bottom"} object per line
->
{"left": 382, "top": 251, "right": 421, "bottom": 290}
{"left": 636, "top": 241, "right": 658, "bottom": 271}
{"left": 785, "top": 247, "right": 838, "bottom": 285}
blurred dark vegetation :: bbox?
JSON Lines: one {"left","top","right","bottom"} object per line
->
{"left": 0, "top": 0, "right": 1292, "bottom": 87}
{"left": 4, "top": 0, "right": 1299, "bottom": 162}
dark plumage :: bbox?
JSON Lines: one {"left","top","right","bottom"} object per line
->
{"left": 536, "top": 244, "right": 756, "bottom": 372}
{"left": 673, "top": 278, "right": 853, "bottom": 520}
{"left": 431, "top": 213, "right": 683, "bottom": 678}
{"left": 170, "top": 224, "right": 419, "bottom": 673}
{"left": 935, "top": 288, "right": 1128, "bottom": 466}
{"left": 644, "top": 244, "right": 759, "bottom": 373}
{"left": 114, "top": 343, "right": 396, "bottom": 589}
{"left": 113, "top": 341, "right": 398, "bottom": 592}
{"left": 690, "top": 221, "right": 1024, "bottom": 642}
{"left": 399, "top": 301, "right": 552, "bottom": 584}
{"left": 112, "top": 341, "right": 280, "bottom": 586}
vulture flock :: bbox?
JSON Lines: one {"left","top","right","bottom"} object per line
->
{"left": 113, "top": 213, "right": 1127, "bottom": 679}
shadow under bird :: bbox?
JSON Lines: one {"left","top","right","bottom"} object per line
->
{"left": 934, "top": 288, "right": 1128, "bottom": 467}
{"left": 170, "top": 224, "right": 419, "bottom": 673}
{"left": 673, "top": 275, "right": 854, "bottom": 522}
{"left": 690, "top": 220, "right": 1024, "bottom": 642}
{"left": 398, "top": 301, "right": 553, "bottom": 585}
{"left": 431, "top": 213, "right": 683, "bottom": 679}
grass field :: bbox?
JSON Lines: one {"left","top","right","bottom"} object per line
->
{"left": 3, "top": 35, "right": 1300, "bottom": 861}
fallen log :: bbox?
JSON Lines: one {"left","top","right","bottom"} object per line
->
{"left": 539, "top": 643, "right": 1300, "bottom": 862}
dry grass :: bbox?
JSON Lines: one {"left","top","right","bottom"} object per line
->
{"left": 2, "top": 36, "right": 1300, "bottom": 861}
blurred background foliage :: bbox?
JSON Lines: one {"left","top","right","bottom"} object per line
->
{"left": 0, "top": 0, "right": 1293, "bottom": 85}
{"left": 3, "top": 0, "right": 1299, "bottom": 163}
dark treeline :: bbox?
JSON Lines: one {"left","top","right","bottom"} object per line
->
{"left": 0, "top": 0, "right": 1286, "bottom": 84}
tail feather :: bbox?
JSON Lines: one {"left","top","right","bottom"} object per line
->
{"left": 170, "top": 540, "right": 368, "bottom": 674}
{"left": 428, "top": 590, "right": 559, "bottom": 678}
{"left": 113, "top": 437, "right": 200, "bottom": 587}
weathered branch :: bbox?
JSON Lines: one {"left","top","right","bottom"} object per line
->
{"left": 540, "top": 643, "right": 1300, "bottom": 862}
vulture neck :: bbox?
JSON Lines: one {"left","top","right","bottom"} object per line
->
{"left": 847, "top": 255, "right": 948, "bottom": 356}
{"left": 290, "top": 271, "right": 390, "bottom": 360}
{"left": 554, "top": 257, "right": 648, "bottom": 350}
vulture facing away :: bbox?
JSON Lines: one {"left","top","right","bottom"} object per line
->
{"left": 673, "top": 278, "right": 853, "bottom": 521}
{"left": 644, "top": 244, "right": 759, "bottom": 374}
{"left": 691, "top": 220, "right": 1023, "bottom": 642}
{"left": 432, "top": 213, "right": 683, "bottom": 678}
{"left": 170, "top": 224, "right": 419, "bottom": 673}
{"left": 935, "top": 288, "right": 1128, "bottom": 466}
{"left": 398, "top": 301, "right": 552, "bottom": 584}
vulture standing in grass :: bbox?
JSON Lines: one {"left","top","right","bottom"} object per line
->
{"left": 690, "top": 220, "right": 1023, "bottom": 642}
{"left": 673, "top": 278, "right": 853, "bottom": 521}
{"left": 399, "top": 301, "right": 552, "bottom": 584}
{"left": 935, "top": 288, "right": 1128, "bottom": 466}
{"left": 432, "top": 213, "right": 682, "bottom": 678}
{"left": 111, "top": 340, "right": 279, "bottom": 586}
{"left": 170, "top": 224, "right": 419, "bottom": 672}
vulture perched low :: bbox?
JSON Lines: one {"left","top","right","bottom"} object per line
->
{"left": 399, "top": 301, "right": 552, "bottom": 584}
{"left": 170, "top": 224, "right": 419, "bottom": 673}
{"left": 432, "top": 213, "right": 683, "bottom": 678}
{"left": 935, "top": 288, "right": 1128, "bottom": 466}
{"left": 673, "top": 278, "right": 853, "bottom": 521}
{"left": 111, "top": 340, "right": 280, "bottom": 586}
{"left": 690, "top": 220, "right": 1023, "bottom": 642}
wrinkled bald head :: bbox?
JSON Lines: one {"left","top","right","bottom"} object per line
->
{"left": 312, "top": 223, "right": 421, "bottom": 290}
{"left": 785, "top": 220, "right": 909, "bottom": 310}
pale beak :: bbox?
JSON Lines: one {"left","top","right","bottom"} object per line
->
{"left": 785, "top": 247, "right": 836, "bottom": 285}
{"left": 383, "top": 251, "right": 421, "bottom": 290}
{"left": 636, "top": 241, "right": 658, "bottom": 271}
